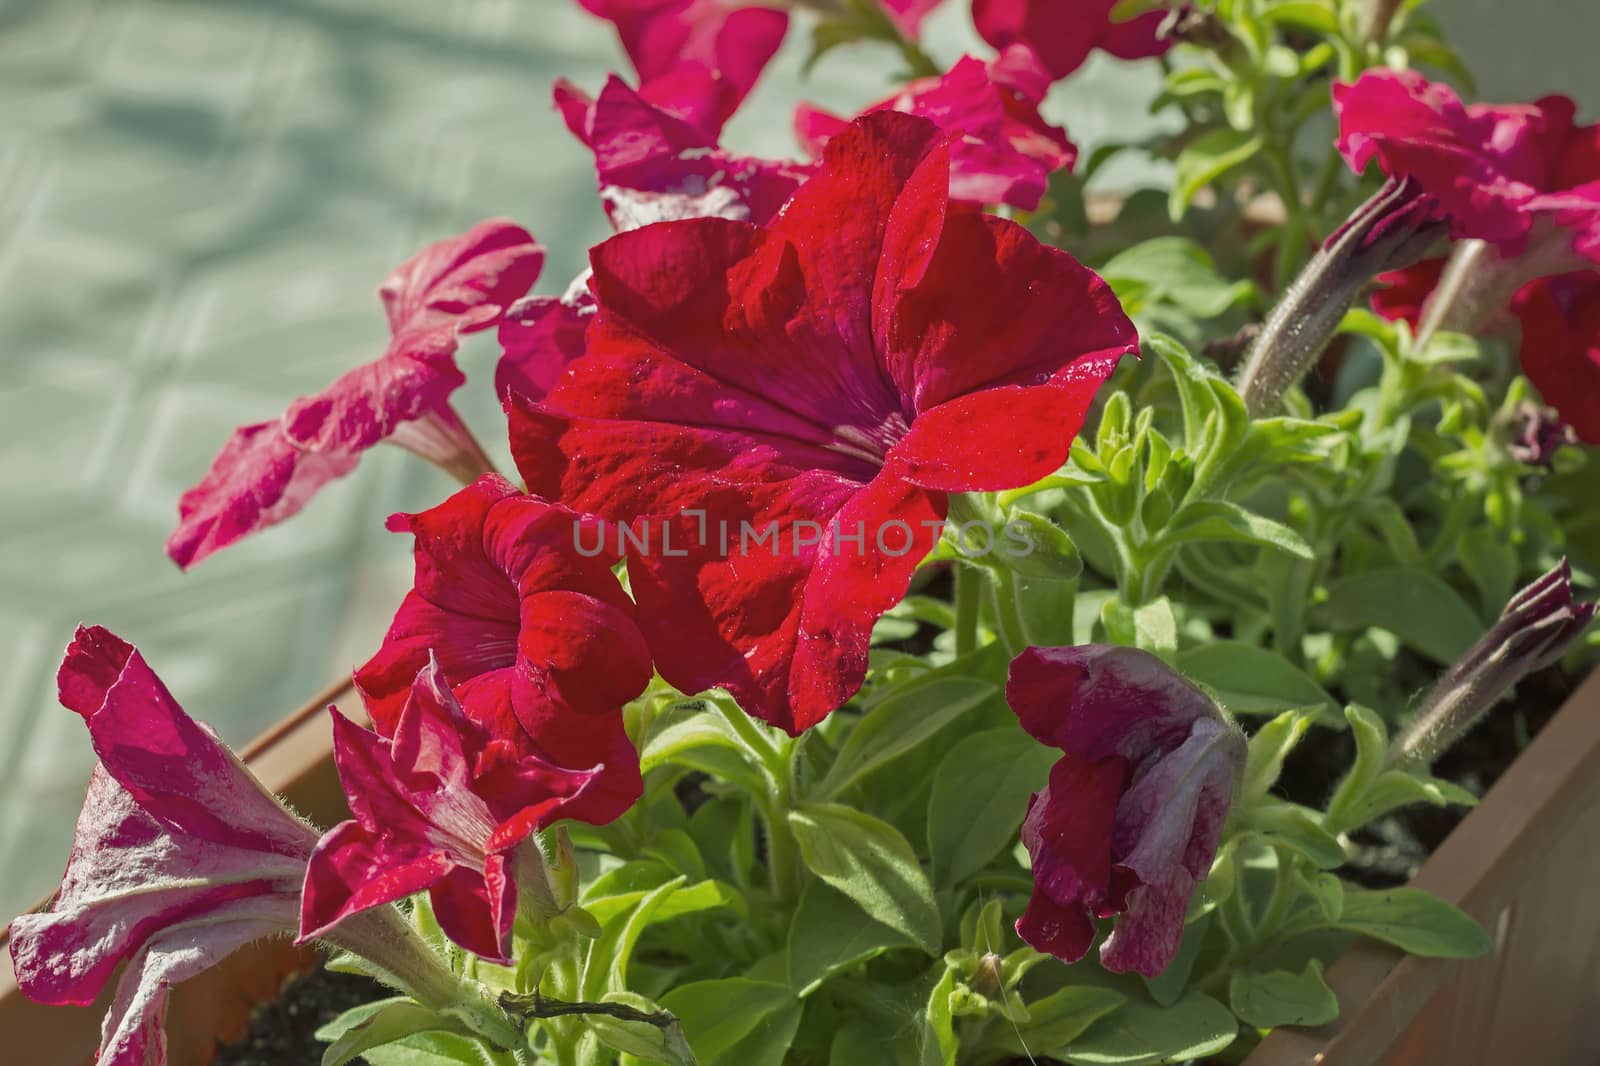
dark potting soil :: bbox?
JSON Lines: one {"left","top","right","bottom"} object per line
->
{"left": 211, "top": 964, "right": 387, "bottom": 1066}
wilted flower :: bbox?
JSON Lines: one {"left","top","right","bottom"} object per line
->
{"left": 10, "top": 627, "right": 478, "bottom": 1066}
{"left": 1006, "top": 644, "right": 1245, "bottom": 977}
{"left": 555, "top": 73, "right": 812, "bottom": 231}
{"left": 1387, "top": 560, "right": 1596, "bottom": 768}
{"left": 302, "top": 658, "right": 600, "bottom": 962}
{"left": 794, "top": 46, "right": 1076, "bottom": 211}
{"left": 355, "top": 475, "right": 653, "bottom": 823}
{"left": 168, "top": 220, "right": 545, "bottom": 568}
{"left": 510, "top": 113, "right": 1136, "bottom": 733}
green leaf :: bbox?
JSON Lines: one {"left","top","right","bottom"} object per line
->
{"left": 1329, "top": 887, "right": 1492, "bottom": 957}
{"left": 1100, "top": 596, "right": 1178, "bottom": 655}
{"left": 1261, "top": 0, "right": 1339, "bottom": 32}
{"left": 788, "top": 803, "right": 943, "bottom": 954}
{"left": 590, "top": 992, "right": 697, "bottom": 1065}
{"left": 1228, "top": 961, "right": 1339, "bottom": 1028}
{"left": 1100, "top": 238, "right": 1257, "bottom": 318}
{"left": 359, "top": 1033, "right": 511, "bottom": 1066}
{"left": 321, "top": 1002, "right": 472, "bottom": 1066}
{"left": 1176, "top": 642, "right": 1335, "bottom": 719}
{"left": 1241, "top": 708, "right": 1318, "bottom": 807}
{"left": 1244, "top": 801, "right": 1345, "bottom": 869}
{"left": 1326, "top": 706, "right": 1477, "bottom": 832}
{"left": 1160, "top": 501, "right": 1313, "bottom": 559}
{"left": 927, "top": 727, "right": 1058, "bottom": 885}
{"left": 1003, "top": 510, "right": 1085, "bottom": 580}
{"left": 582, "top": 877, "right": 686, "bottom": 999}
{"left": 787, "top": 880, "right": 916, "bottom": 995}
{"left": 640, "top": 703, "right": 772, "bottom": 796}
{"left": 920, "top": 966, "right": 959, "bottom": 1066}
{"left": 585, "top": 876, "right": 744, "bottom": 928}
{"left": 1169, "top": 128, "right": 1262, "bottom": 221}
{"left": 1316, "top": 567, "right": 1484, "bottom": 663}
{"left": 817, "top": 674, "right": 995, "bottom": 799}
{"left": 1063, "top": 990, "right": 1237, "bottom": 1064}
{"left": 989, "top": 986, "right": 1126, "bottom": 1056}
{"left": 659, "top": 979, "right": 797, "bottom": 1065}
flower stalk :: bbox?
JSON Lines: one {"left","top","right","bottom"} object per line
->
{"left": 1239, "top": 176, "right": 1447, "bottom": 415}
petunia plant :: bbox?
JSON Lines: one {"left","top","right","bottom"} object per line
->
{"left": 11, "top": 0, "right": 1600, "bottom": 1064}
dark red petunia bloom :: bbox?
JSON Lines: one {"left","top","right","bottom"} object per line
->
{"left": 794, "top": 45, "right": 1076, "bottom": 211}
{"left": 972, "top": 0, "right": 1171, "bottom": 83}
{"left": 168, "top": 221, "right": 545, "bottom": 569}
{"left": 1335, "top": 70, "right": 1600, "bottom": 267}
{"left": 1371, "top": 259, "right": 1600, "bottom": 445}
{"left": 1511, "top": 273, "right": 1600, "bottom": 444}
{"left": 1006, "top": 645, "right": 1245, "bottom": 978}
{"left": 355, "top": 475, "right": 653, "bottom": 823}
{"left": 508, "top": 113, "right": 1137, "bottom": 734}
{"left": 302, "top": 658, "right": 601, "bottom": 962}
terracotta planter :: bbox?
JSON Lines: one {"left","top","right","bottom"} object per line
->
{"left": 5, "top": 670, "right": 1598, "bottom": 1065}
{"left": 0, "top": 678, "right": 362, "bottom": 1066}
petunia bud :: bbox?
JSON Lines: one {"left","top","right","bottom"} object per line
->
{"left": 1006, "top": 645, "right": 1246, "bottom": 977}
{"left": 1502, "top": 399, "right": 1579, "bottom": 468}
{"left": 1387, "top": 560, "right": 1596, "bottom": 769}
{"left": 1238, "top": 176, "right": 1448, "bottom": 415}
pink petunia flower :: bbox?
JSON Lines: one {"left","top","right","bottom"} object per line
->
{"left": 1334, "top": 70, "right": 1600, "bottom": 268}
{"left": 9, "top": 627, "right": 465, "bottom": 1066}
{"left": 168, "top": 220, "right": 546, "bottom": 569}
{"left": 556, "top": 73, "right": 813, "bottom": 232}
{"left": 972, "top": 0, "right": 1172, "bottom": 83}
{"left": 508, "top": 113, "right": 1137, "bottom": 734}
{"left": 354, "top": 475, "right": 653, "bottom": 822}
{"left": 793, "top": 46, "right": 1077, "bottom": 210}
{"left": 1006, "top": 644, "right": 1245, "bottom": 978}
{"left": 302, "top": 658, "right": 600, "bottom": 962}
{"left": 575, "top": 0, "right": 789, "bottom": 113}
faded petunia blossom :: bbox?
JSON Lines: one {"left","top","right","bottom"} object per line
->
{"left": 509, "top": 113, "right": 1137, "bottom": 734}
{"left": 168, "top": 220, "right": 545, "bottom": 569}
{"left": 9, "top": 627, "right": 465, "bottom": 1066}
{"left": 1006, "top": 644, "right": 1245, "bottom": 977}
{"left": 302, "top": 658, "right": 598, "bottom": 962}
{"left": 793, "top": 46, "right": 1076, "bottom": 210}
{"left": 355, "top": 475, "right": 652, "bottom": 823}
{"left": 972, "top": 0, "right": 1171, "bottom": 83}
{"left": 556, "top": 73, "right": 812, "bottom": 232}
{"left": 1335, "top": 70, "right": 1600, "bottom": 268}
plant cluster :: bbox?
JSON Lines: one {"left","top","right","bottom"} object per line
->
{"left": 11, "top": 1, "right": 1600, "bottom": 1064}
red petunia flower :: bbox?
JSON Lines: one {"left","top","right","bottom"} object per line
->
{"left": 355, "top": 475, "right": 652, "bottom": 822}
{"left": 302, "top": 658, "right": 599, "bottom": 962}
{"left": 508, "top": 113, "right": 1136, "bottom": 734}
{"left": 556, "top": 73, "right": 812, "bottom": 232}
{"left": 1511, "top": 273, "right": 1600, "bottom": 444}
{"left": 794, "top": 46, "right": 1077, "bottom": 211}
{"left": 168, "top": 221, "right": 545, "bottom": 569}
{"left": 11, "top": 627, "right": 449, "bottom": 1066}
{"left": 1006, "top": 645, "right": 1245, "bottom": 978}
{"left": 1334, "top": 70, "right": 1600, "bottom": 267}
{"left": 972, "top": 0, "right": 1171, "bottom": 83}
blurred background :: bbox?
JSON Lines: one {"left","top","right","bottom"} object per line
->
{"left": 0, "top": 0, "right": 1594, "bottom": 919}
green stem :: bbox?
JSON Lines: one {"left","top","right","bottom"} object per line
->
{"left": 953, "top": 563, "right": 981, "bottom": 657}
{"left": 760, "top": 794, "right": 801, "bottom": 903}
{"left": 987, "top": 568, "right": 1032, "bottom": 657}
